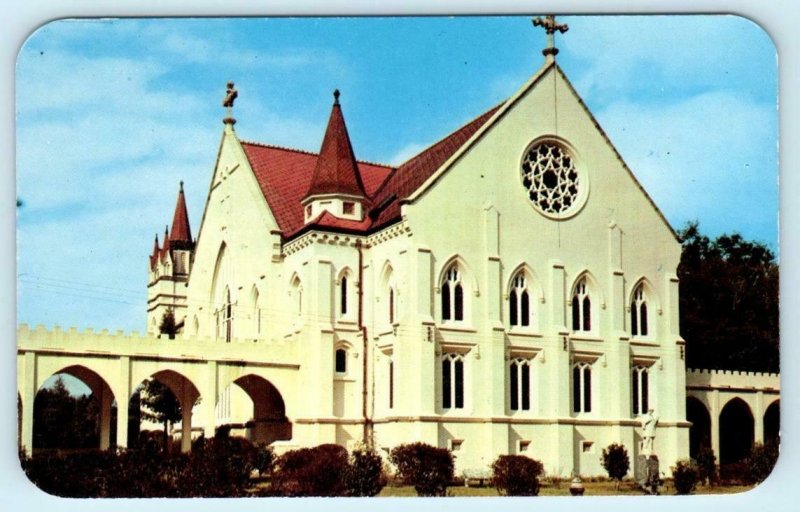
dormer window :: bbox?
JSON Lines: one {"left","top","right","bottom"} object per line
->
{"left": 305, "top": 205, "right": 312, "bottom": 218}
{"left": 343, "top": 201, "right": 354, "bottom": 215}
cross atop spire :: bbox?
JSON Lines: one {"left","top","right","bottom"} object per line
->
{"left": 222, "top": 81, "right": 238, "bottom": 127}
{"left": 532, "top": 15, "right": 569, "bottom": 62}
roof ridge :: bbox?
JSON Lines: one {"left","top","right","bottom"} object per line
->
{"left": 240, "top": 140, "right": 395, "bottom": 170}
{"left": 397, "top": 99, "right": 508, "bottom": 169}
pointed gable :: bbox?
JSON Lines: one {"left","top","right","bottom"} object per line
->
{"left": 169, "top": 181, "right": 193, "bottom": 245}
{"left": 303, "top": 90, "right": 367, "bottom": 201}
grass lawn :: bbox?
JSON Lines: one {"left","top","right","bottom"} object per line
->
{"left": 377, "top": 481, "right": 756, "bottom": 497}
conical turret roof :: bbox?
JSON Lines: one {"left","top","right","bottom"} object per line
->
{"left": 169, "top": 181, "right": 192, "bottom": 244}
{"left": 303, "top": 90, "right": 367, "bottom": 201}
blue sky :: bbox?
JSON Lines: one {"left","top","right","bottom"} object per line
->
{"left": 16, "top": 16, "right": 778, "bottom": 333}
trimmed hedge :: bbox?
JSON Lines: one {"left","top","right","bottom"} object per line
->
{"left": 491, "top": 455, "right": 544, "bottom": 496}
{"left": 344, "top": 448, "right": 388, "bottom": 497}
{"left": 672, "top": 459, "right": 699, "bottom": 495}
{"left": 21, "top": 435, "right": 258, "bottom": 498}
{"left": 601, "top": 443, "right": 630, "bottom": 489}
{"left": 390, "top": 442, "right": 454, "bottom": 497}
{"left": 270, "top": 444, "right": 350, "bottom": 497}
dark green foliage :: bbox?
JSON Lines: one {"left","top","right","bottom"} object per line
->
{"left": 254, "top": 442, "right": 276, "bottom": 477}
{"left": 177, "top": 436, "right": 257, "bottom": 497}
{"left": 695, "top": 445, "right": 718, "bottom": 485}
{"left": 491, "top": 454, "right": 544, "bottom": 496}
{"left": 746, "top": 442, "right": 779, "bottom": 484}
{"left": 270, "top": 444, "right": 349, "bottom": 497}
{"left": 33, "top": 377, "right": 100, "bottom": 449}
{"left": 678, "top": 222, "right": 779, "bottom": 373}
{"left": 672, "top": 459, "right": 699, "bottom": 495}
{"left": 344, "top": 448, "right": 388, "bottom": 497}
{"left": 600, "top": 443, "right": 630, "bottom": 489}
{"left": 138, "top": 379, "right": 182, "bottom": 452}
{"left": 159, "top": 309, "right": 177, "bottom": 339}
{"left": 390, "top": 442, "right": 455, "bottom": 497}
{"left": 20, "top": 436, "right": 258, "bottom": 498}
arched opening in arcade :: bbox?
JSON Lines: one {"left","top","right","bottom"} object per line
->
{"left": 128, "top": 370, "right": 201, "bottom": 453}
{"left": 216, "top": 374, "right": 291, "bottom": 444}
{"left": 31, "top": 366, "right": 117, "bottom": 452}
{"left": 764, "top": 399, "right": 780, "bottom": 446}
{"left": 686, "top": 396, "right": 712, "bottom": 459}
{"left": 719, "top": 397, "right": 754, "bottom": 464}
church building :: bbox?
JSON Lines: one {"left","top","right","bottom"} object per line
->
{"left": 144, "top": 18, "right": 691, "bottom": 476}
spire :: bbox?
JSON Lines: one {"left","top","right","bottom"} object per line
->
{"left": 162, "top": 225, "right": 170, "bottom": 257}
{"left": 169, "top": 181, "right": 193, "bottom": 245}
{"left": 150, "top": 234, "right": 160, "bottom": 269}
{"left": 303, "top": 89, "right": 367, "bottom": 201}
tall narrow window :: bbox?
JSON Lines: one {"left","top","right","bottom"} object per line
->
{"left": 335, "top": 348, "right": 347, "bottom": 373}
{"left": 572, "top": 362, "right": 592, "bottom": 413}
{"left": 291, "top": 277, "right": 302, "bottom": 318}
{"left": 389, "top": 287, "right": 395, "bottom": 324}
{"left": 340, "top": 276, "right": 348, "bottom": 316}
{"left": 442, "top": 264, "right": 465, "bottom": 323}
{"left": 631, "top": 284, "right": 648, "bottom": 336}
{"left": 509, "top": 358, "right": 532, "bottom": 411}
{"left": 224, "top": 288, "right": 233, "bottom": 342}
{"left": 632, "top": 365, "right": 650, "bottom": 415}
{"left": 509, "top": 272, "right": 532, "bottom": 327}
{"left": 572, "top": 278, "right": 591, "bottom": 332}
{"left": 442, "top": 353, "right": 465, "bottom": 409}
{"left": 389, "top": 360, "right": 394, "bottom": 409}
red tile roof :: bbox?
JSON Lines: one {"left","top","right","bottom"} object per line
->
{"left": 241, "top": 101, "right": 503, "bottom": 240}
{"left": 169, "top": 182, "right": 193, "bottom": 244}
{"left": 303, "top": 91, "right": 367, "bottom": 201}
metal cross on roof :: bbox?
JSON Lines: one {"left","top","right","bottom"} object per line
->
{"left": 532, "top": 15, "right": 569, "bottom": 61}
{"left": 222, "top": 81, "right": 238, "bottom": 126}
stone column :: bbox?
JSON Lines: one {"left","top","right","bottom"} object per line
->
{"left": 99, "top": 385, "right": 113, "bottom": 450}
{"left": 21, "top": 352, "right": 37, "bottom": 454}
{"left": 755, "top": 391, "right": 765, "bottom": 445}
{"left": 710, "top": 389, "right": 720, "bottom": 459}
{"left": 203, "top": 360, "right": 219, "bottom": 438}
{"left": 115, "top": 356, "right": 131, "bottom": 449}
{"left": 181, "top": 385, "right": 193, "bottom": 453}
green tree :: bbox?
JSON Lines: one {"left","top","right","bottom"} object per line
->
{"left": 139, "top": 379, "right": 182, "bottom": 453}
{"left": 678, "top": 222, "right": 779, "bottom": 373}
{"left": 33, "top": 376, "right": 100, "bottom": 449}
{"left": 159, "top": 309, "right": 178, "bottom": 339}
{"left": 601, "top": 443, "right": 630, "bottom": 490}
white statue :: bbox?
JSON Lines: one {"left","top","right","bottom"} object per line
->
{"left": 641, "top": 408, "right": 659, "bottom": 456}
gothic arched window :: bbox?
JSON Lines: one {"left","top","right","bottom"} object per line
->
{"left": 223, "top": 287, "right": 233, "bottom": 342}
{"left": 335, "top": 348, "right": 347, "bottom": 374}
{"left": 442, "top": 353, "right": 465, "bottom": 409}
{"left": 442, "top": 263, "right": 465, "bottom": 322}
{"left": 572, "top": 362, "right": 592, "bottom": 413}
{"left": 509, "top": 358, "right": 532, "bottom": 411}
{"left": 571, "top": 277, "right": 591, "bottom": 332}
{"left": 632, "top": 365, "right": 650, "bottom": 415}
{"left": 631, "top": 284, "right": 649, "bottom": 337}
{"left": 509, "top": 271, "right": 531, "bottom": 327}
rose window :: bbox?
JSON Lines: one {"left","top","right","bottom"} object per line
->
{"left": 521, "top": 142, "right": 582, "bottom": 217}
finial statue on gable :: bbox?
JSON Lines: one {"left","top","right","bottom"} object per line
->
{"left": 532, "top": 15, "right": 569, "bottom": 62}
{"left": 222, "top": 81, "right": 238, "bottom": 126}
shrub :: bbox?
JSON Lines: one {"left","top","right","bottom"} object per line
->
{"left": 271, "top": 444, "right": 349, "bottom": 496}
{"left": 695, "top": 445, "right": 717, "bottom": 485}
{"left": 344, "top": 448, "right": 388, "bottom": 496}
{"left": 746, "top": 442, "right": 779, "bottom": 484}
{"left": 254, "top": 442, "right": 276, "bottom": 477}
{"left": 491, "top": 455, "right": 544, "bottom": 496}
{"left": 179, "top": 436, "right": 257, "bottom": 497}
{"left": 390, "top": 442, "right": 454, "bottom": 497}
{"left": 600, "top": 443, "right": 630, "bottom": 489}
{"left": 672, "top": 459, "right": 699, "bottom": 495}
